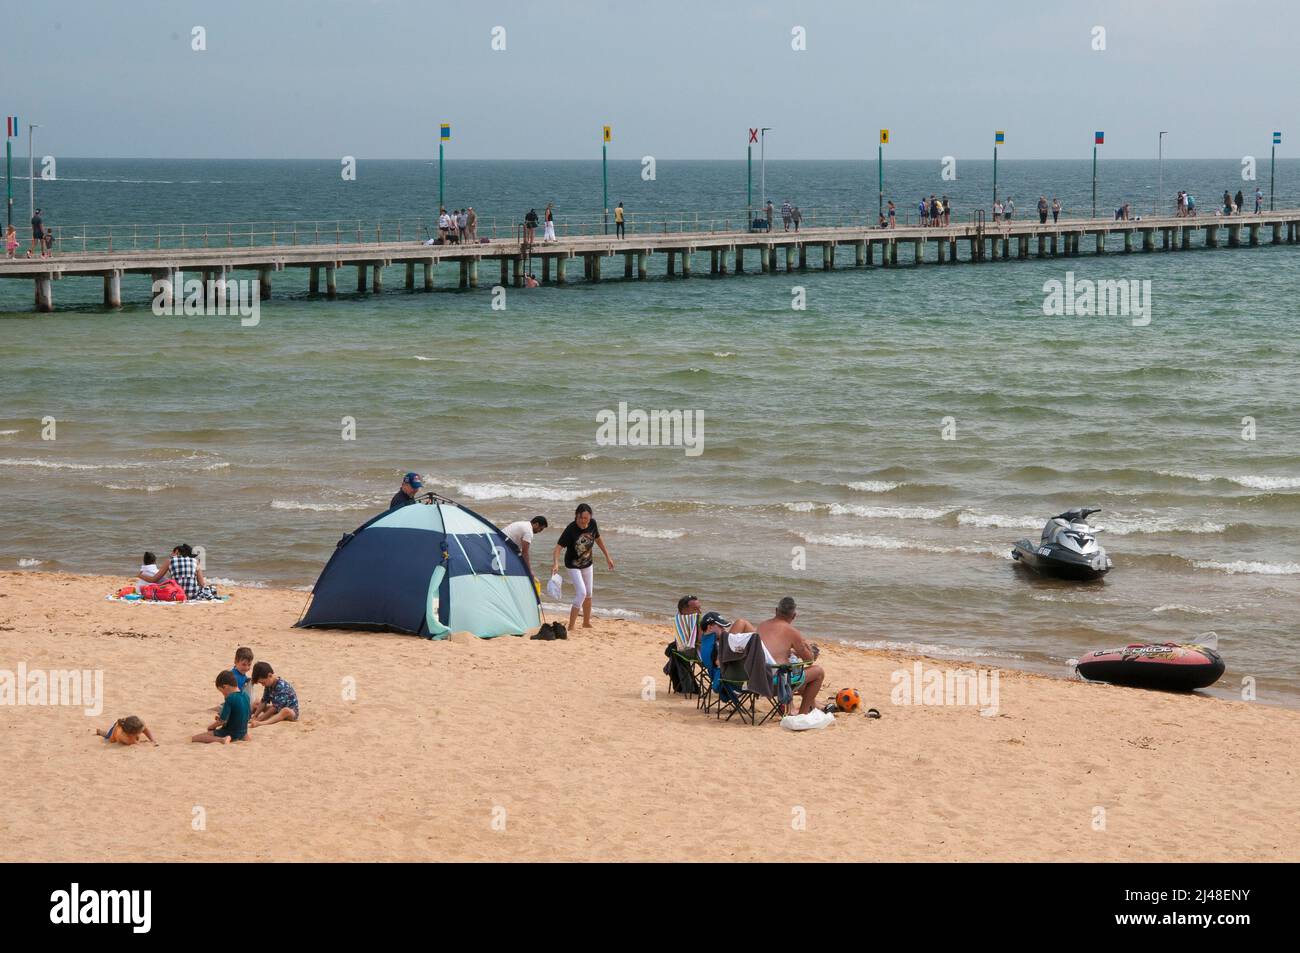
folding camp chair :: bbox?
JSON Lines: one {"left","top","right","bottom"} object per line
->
{"left": 715, "top": 659, "right": 759, "bottom": 724}
{"left": 758, "top": 661, "right": 815, "bottom": 725}
{"left": 667, "top": 612, "right": 703, "bottom": 700}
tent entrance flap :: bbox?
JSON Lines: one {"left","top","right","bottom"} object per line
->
{"left": 425, "top": 564, "right": 452, "bottom": 639}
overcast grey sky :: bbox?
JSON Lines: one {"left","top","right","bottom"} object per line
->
{"left": 8, "top": 0, "right": 1294, "bottom": 160}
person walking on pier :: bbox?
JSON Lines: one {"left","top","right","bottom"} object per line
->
{"left": 1003, "top": 196, "right": 1015, "bottom": 221}
{"left": 438, "top": 208, "right": 451, "bottom": 243}
{"left": 457, "top": 208, "right": 469, "bottom": 242}
{"left": 1038, "top": 196, "right": 1049, "bottom": 224}
{"left": 29, "top": 208, "right": 44, "bottom": 258}
{"left": 524, "top": 208, "right": 538, "bottom": 245}
{"left": 1222, "top": 191, "right": 1233, "bottom": 215}
{"left": 1051, "top": 197, "right": 1061, "bottom": 223}
{"left": 992, "top": 199, "right": 1002, "bottom": 223}
{"left": 781, "top": 200, "right": 792, "bottom": 231}
{"left": 466, "top": 206, "right": 478, "bottom": 242}
{"left": 543, "top": 203, "right": 557, "bottom": 243}
{"left": 1234, "top": 189, "right": 1244, "bottom": 216}
{"left": 764, "top": 200, "right": 774, "bottom": 232}
{"left": 791, "top": 205, "right": 802, "bottom": 231}
{"left": 1255, "top": 187, "right": 1263, "bottom": 214}
{"left": 615, "top": 202, "right": 625, "bottom": 238}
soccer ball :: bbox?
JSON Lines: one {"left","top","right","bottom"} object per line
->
{"left": 835, "top": 688, "right": 862, "bottom": 713}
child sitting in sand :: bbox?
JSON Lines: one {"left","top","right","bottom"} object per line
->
{"left": 135, "top": 551, "right": 158, "bottom": 592}
{"left": 94, "top": 716, "right": 157, "bottom": 746}
{"left": 193, "top": 670, "right": 251, "bottom": 744}
{"left": 249, "top": 661, "right": 299, "bottom": 727}
{"left": 213, "top": 646, "right": 256, "bottom": 712}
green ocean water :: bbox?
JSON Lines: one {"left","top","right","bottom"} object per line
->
{"left": 2, "top": 159, "right": 1298, "bottom": 705}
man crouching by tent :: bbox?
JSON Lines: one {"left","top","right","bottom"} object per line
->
{"left": 503, "top": 516, "right": 548, "bottom": 576}
{"left": 390, "top": 472, "right": 423, "bottom": 509}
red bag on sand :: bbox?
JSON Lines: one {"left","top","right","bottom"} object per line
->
{"left": 116, "top": 585, "right": 137, "bottom": 598}
{"left": 142, "top": 580, "right": 186, "bottom": 602}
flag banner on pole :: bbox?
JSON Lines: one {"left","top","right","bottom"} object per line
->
{"left": 1094, "top": 131, "right": 1104, "bottom": 144}
{"left": 440, "top": 124, "right": 450, "bottom": 141}
{"left": 749, "top": 128, "right": 758, "bottom": 143}
{"left": 603, "top": 125, "right": 611, "bottom": 143}
{"left": 880, "top": 129, "right": 889, "bottom": 144}
{"left": 995, "top": 130, "right": 1005, "bottom": 144}
{"left": 5, "top": 117, "right": 17, "bottom": 138}
{"left": 1274, "top": 131, "right": 1282, "bottom": 144}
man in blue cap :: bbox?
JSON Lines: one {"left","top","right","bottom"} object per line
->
{"left": 390, "top": 472, "right": 423, "bottom": 510}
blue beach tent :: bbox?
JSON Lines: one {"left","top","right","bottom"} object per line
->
{"left": 296, "top": 496, "right": 541, "bottom": 639}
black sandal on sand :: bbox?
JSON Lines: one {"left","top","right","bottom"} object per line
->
{"left": 865, "top": 708, "right": 881, "bottom": 719}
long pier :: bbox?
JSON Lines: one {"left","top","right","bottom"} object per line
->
{"left": 4, "top": 210, "right": 1300, "bottom": 312}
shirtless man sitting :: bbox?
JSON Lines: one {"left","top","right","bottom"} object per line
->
{"left": 756, "top": 597, "right": 825, "bottom": 714}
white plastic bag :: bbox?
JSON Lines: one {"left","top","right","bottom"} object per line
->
{"left": 545, "top": 573, "right": 563, "bottom": 600}
{"left": 780, "top": 709, "right": 835, "bottom": 731}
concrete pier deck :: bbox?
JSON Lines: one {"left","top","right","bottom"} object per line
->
{"left": 4, "top": 210, "right": 1299, "bottom": 312}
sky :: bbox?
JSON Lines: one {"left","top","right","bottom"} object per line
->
{"left": 6, "top": 0, "right": 1295, "bottom": 160}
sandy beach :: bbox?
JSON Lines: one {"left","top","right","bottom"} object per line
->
{"left": 1, "top": 570, "right": 1296, "bottom": 862}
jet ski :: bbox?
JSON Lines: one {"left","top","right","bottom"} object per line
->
{"left": 1011, "top": 507, "right": 1112, "bottom": 580}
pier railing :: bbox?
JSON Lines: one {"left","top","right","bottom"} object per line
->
{"left": 38, "top": 207, "right": 1005, "bottom": 256}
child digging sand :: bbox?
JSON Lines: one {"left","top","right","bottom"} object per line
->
{"left": 94, "top": 716, "right": 157, "bottom": 746}
{"left": 249, "top": 661, "right": 299, "bottom": 728}
{"left": 193, "top": 670, "right": 251, "bottom": 744}
{"left": 213, "top": 646, "right": 256, "bottom": 713}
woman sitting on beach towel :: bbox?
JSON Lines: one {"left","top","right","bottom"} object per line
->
{"left": 144, "top": 544, "right": 219, "bottom": 600}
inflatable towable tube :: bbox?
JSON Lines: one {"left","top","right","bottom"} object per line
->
{"left": 1076, "top": 642, "right": 1225, "bottom": 691}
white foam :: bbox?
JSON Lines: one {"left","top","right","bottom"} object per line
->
{"left": 848, "top": 639, "right": 1021, "bottom": 660}
{"left": 455, "top": 482, "right": 609, "bottom": 502}
{"left": 1097, "top": 516, "right": 1226, "bottom": 536}
{"left": 614, "top": 526, "right": 685, "bottom": 540}
{"left": 783, "top": 501, "right": 819, "bottom": 512}
{"left": 104, "top": 483, "right": 173, "bottom": 493}
{"left": 540, "top": 602, "right": 642, "bottom": 620}
{"left": 210, "top": 577, "right": 268, "bottom": 589}
{"left": 0, "top": 457, "right": 144, "bottom": 471}
{"left": 413, "top": 355, "right": 434, "bottom": 361}
{"left": 957, "top": 512, "right": 1040, "bottom": 529}
{"left": 17, "top": 558, "right": 43, "bottom": 568}
{"left": 271, "top": 499, "right": 367, "bottom": 512}
{"left": 1194, "top": 560, "right": 1300, "bottom": 575}
{"left": 828, "top": 503, "right": 951, "bottom": 520}
{"left": 801, "top": 533, "right": 1009, "bottom": 558}
{"left": 0, "top": 429, "right": 19, "bottom": 436}
{"left": 711, "top": 351, "right": 736, "bottom": 358}
{"left": 1158, "top": 469, "right": 1300, "bottom": 491}
{"left": 1152, "top": 604, "right": 1218, "bottom": 615}
{"left": 846, "top": 481, "right": 900, "bottom": 493}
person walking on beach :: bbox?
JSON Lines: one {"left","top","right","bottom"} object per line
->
{"left": 1051, "top": 197, "right": 1061, "bottom": 223}
{"left": 28, "top": 208, "right": 44, "bottom": 258}
{"left": 791, "top": 205, "right": 802, "bottom": 231}
{"left": 614, "top": 201, "right": 625, "bottom": 238}
{"left": 1038, "top": 196, "right": 1049, "bottom": 224}
{"left": 551, "top": 503, "right": 614, "bottom": 630}
{"left": 543, "top": 203, "right": 557, "bottom": 243}
{"left": 781, "top": 200, "right": 792, "bottom": 231}
{"left": 390, "top": 472, "right": 422, "bottom": 509}
{"left": 524, "top": 208, "right": 538, "bottom": 245}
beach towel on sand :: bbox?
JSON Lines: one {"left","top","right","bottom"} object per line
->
{"left": 105, "top": 592, "right": 231, "bottom": 604}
